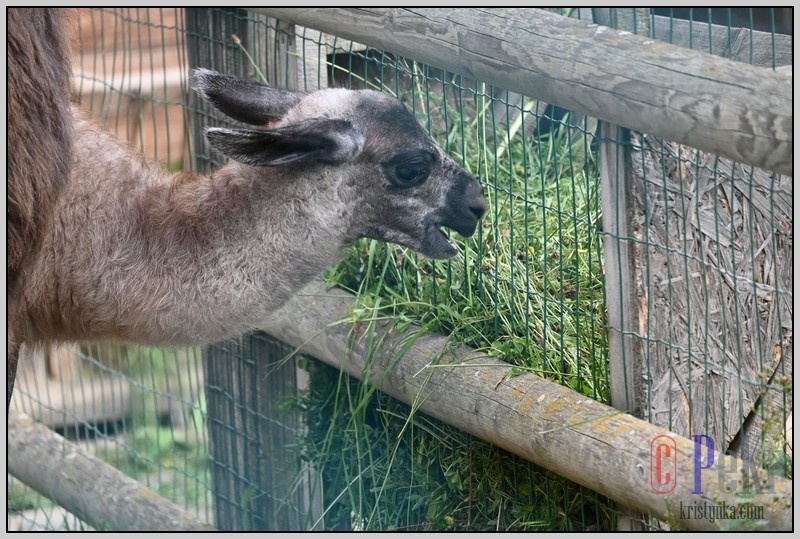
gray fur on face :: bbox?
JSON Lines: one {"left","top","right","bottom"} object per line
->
{"left": 19, "top": 70, "right": 486, "bottom": 349}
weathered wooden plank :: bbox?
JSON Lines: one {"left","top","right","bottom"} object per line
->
{"left": 204, "top": 336, "right": 310, "bottom": 531}
{"left": 13, "top": 374, "right": 133, "bottom": 431}
{"left": 598, "top": 124, "right": 640, "bottom": 416}
{"left": 8, "top": 413, "right": 215, "bottom": 531}
{"left": 650, "top": 14, "right": 792, "bottom": 67}
{"left": 194, "top": 15, "right": 323, "bottom": 530}
{"left": 259, "top": 282, "right": 792, "bottom": 531}
{"left": 252, "top": 8, "right": 791, "bottom": 176}
{"left": 593, "top": 10, "right": 653, "bottom": 531}
{"left": 11, "top": 344, "right": 185, "bottom": 433}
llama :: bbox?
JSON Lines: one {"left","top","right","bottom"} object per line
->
{"left": 11, "top": 69, "right": 486, "bottom": 397}
{"left": 7, "top": 8, "right": 75, "bottom": 402}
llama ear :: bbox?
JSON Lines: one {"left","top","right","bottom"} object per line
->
{"left": 206, "top": 119, "right": 364, "bottom": 167}
{"left": 191, "top": 68, "right": 302, "bottom": 125}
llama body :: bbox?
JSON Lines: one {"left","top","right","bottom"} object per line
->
{"left": 7, "top": 8, "right": 75, "bottom": 401}
{"left": 7, "top": 8, "right": 73, "bottom": 283}
{"left": 18, "top": 71, "right": 486, "bottom": 349}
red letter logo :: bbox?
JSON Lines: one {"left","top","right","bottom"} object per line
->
{"left": 650, "top": 435, "right": 677, "bottom": 494}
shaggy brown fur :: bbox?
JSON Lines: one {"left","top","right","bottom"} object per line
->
{"left": 7, "top": 8, "right": 75, "bottom": 405}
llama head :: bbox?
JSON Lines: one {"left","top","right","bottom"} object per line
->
{"left": 191, "top": 68, "right": 486, "bottom": 259}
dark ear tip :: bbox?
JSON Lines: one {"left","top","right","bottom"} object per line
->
{"left": 190, "top": 68, "right": 219, "bottom": 95}
{"left": 203, "top": 127, "right": 231, "bottom": 145}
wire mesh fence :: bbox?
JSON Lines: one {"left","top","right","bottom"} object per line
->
{"left": 7, "top": 7, "right": 792, "bottom": 532}
{"left": 593, "top": 7, "right": 792, "bottom": 474}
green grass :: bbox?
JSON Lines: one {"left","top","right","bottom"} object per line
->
{"left": 290, "top": 58, "right": 614, "bottom": 531}
{"left": 297, "top": 360, "right": 614, "bottom": 531}
{"left": 328, "top": 69, "right": 608, "bottom": 401}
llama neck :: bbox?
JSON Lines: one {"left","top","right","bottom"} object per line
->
{"left": 160, "top": 162, "right": 354, "bottom": 280}
{"left": 27, "top": 114, "right": 357, "bottom": 346}
{"left": 132, "top": 162, "right": 356, "bottom": 343}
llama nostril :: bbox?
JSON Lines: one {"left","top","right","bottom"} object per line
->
{"left": 469, "top": 192, "right": 487, "bottom": 220}
{"left": 470, "top": 203, "right": 486, "bottom": 220}
{"left": 461, "top": 175, "right": 487, "bottom": 220}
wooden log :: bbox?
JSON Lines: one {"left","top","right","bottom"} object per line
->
{"left": 260, "top": 282, "right": 792, "bottom": 531}
{"left": 204, "top": 336, "right": 314, "bottom": 531}
{"left": 8, "top": 413, "right": 215, "bottom": 531}
{"left": 649, "top": 14, "right": 793, "bottom": 67}
{"left": 252, "top": 8, "right": 791, "bottom": 176}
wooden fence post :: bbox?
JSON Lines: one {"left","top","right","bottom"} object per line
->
{"left": 593, "top": 8, "right": 652, "bottom": 531}
{"left": 187, "top": 10, "right": 325, "bottom": 529}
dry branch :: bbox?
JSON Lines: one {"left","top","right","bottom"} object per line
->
{"left": 8, "top": 413, "right": 215, "bottom": 531}
{"left": 628, "top": 132, "right": 793, "bottom": 462}
{"left": 260, "top": 282, "right": 791, "bottom": 531}
{"left": 253, "top": 8, "right": 791, "bottom": 176}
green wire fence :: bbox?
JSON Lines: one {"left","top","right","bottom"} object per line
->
{"left": 7, "top": 7, "right": 792, "bottom": 532}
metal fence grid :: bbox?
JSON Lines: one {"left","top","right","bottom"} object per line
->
{"left": 192, "top": 7, "right": 613, "bottom": 530}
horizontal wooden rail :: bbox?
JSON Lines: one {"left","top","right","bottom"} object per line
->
{"left": 254, "top": 8, "right": 791, "bottom": 176}
{"left": 8, "top": 414, "right": 216, "bottom": 531}
{"left": 261, "top": 282, "right": 792, "bottom": 531}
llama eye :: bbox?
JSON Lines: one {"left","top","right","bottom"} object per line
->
{"left": 381, "top": 148, "right": 436, "bottom": 188}
{"left": 395, "top": 160, "right": 429, "bottom": 185}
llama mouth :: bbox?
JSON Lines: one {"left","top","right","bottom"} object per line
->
{"left": 422, "top": 212, "right": 483, "bottom": 259}
{"left": 437, "top": 226, "right": 457, "bottom": 248}
{"left": 421, "top": 223, "right": 459, "bottom": 260}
